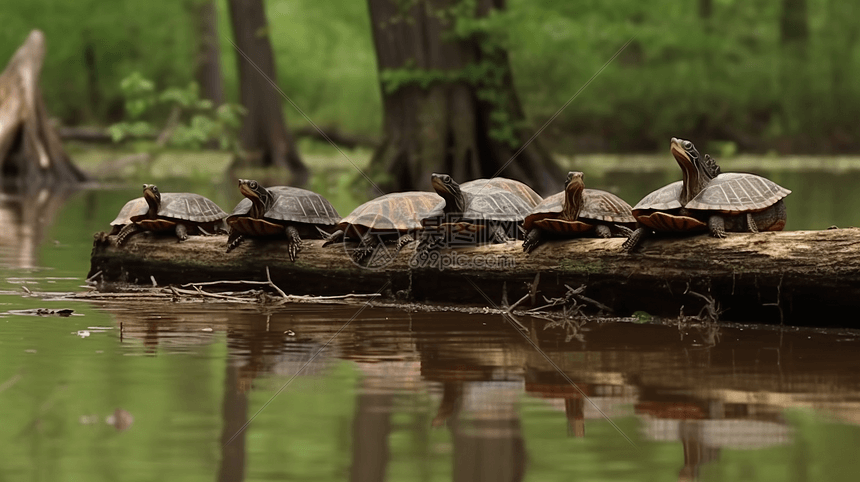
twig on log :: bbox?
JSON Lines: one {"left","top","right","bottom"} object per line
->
{"left": 85, "top": 270, "right": 102, "bottom": 283}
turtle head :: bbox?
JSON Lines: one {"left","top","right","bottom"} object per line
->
{"left": 562, "top": 171, "right": 585, "bottom": 220}
{"left": 142, "top": 184, "right": 161, "bottom": 218}
{"left": 671, "top": 138, "right": 719, "bottom": 205}
{"left": 431, "top": 173, "right": 465, "bottom": 214}
{"left": 238, "top": 179, "right": 274, "bottom": 218}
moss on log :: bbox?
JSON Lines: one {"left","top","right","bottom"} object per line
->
{"left": 88, "top": 229, "right": 860, "bottom": 325}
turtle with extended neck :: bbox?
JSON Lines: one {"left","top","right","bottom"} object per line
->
{"left": 421, "top": 173, "right": 539, "bottom": 248}
{"left": 622, "top": 138, "right": 790, "bottom": 252}
{"left": 111, "top": 184, "right": 227, "bottom": 246}
{"left": 522, "top": 171, "right": 635, "bottom": 253}
{"left": 225, "top": 179, "right": 340, "bottom": 261}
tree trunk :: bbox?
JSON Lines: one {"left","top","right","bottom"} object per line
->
{"left": 89, "top": 229, "right": 860, "bottom": 326}
{"left": 0, "top": 30, "right": 88, "bottom": 188}
{"left": 780, "top": 0, "right": 809, "bottom": 51}
{"left": 226, "top": 0, "right": 308, "bottom": 184}
{"left": 192, "top": 0, "right": 226, "bottom": 105}
{"left": 366, "top": 0, "right": 563, "bottom": 195}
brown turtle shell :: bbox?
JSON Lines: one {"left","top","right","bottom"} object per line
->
{"left": 337, "top": 191, "right": 443, "bottom": 234}
{"left": 632, "top": 181, "right": 684, "bottom": 213}
{"left": 635, "top": 211, "right": 707, "bottom": 232}
{"left": 685, "top": 173, "right": 791, "bottom": 213}
{"left": 110, "top": 197, "right": 149, "bottom": 229}
{"left": 461, "top": 178, "right": 542, "bottom": 207}
{"left": 523, "top": 189, "right": 635, "bottom": 232}
{"left": 426, "top": 186, "right": 535, "bottom": 224}
{"left": 227, "top": 186, "right": 340, "bottom": 237}
{"left": 128, "top": 193, "right": 227, "bottom": 223}
{"left": 111, "top": 193, "right": 226, "bottom": 228}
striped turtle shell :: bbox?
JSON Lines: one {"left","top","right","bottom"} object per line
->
{"left": 426, "top": 185, "right": 536, "bottom": 223}
{"left": 461, "top": 178, "right": 543, "bottom": 206}
{"left": 228, "top": 186, "right": 340, "bottom": 226}
{"left": 337, "top": 191, "right": 443, "bottom": 233}
{"left": 684, "top": 173, "right": 791, "bottom": 212}
{"left": 115, "top": 193, "right": 227, "bottom": 224}
{"left": 523, "top": 189, "right": 635, "bottom": 232}
{"left": 632, "top": 182, "right": 707, "bottom": 232}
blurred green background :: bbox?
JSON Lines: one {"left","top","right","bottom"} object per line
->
{"left": 2, "top": 0, "right": 857, "bottom": 156}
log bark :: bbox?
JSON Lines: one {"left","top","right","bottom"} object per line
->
{"left": 366, "top": 0, "right": 563, "bottom": 194}
{"left": 0, "top": 30, "right": 88, "bottom": 188}
{"left": 227, "top": 0, "right": 308, "bottom": 184}
{"left": 89, "top": 229, "right": 860, "bottom": 325}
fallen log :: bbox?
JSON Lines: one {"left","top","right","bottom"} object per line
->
{"left": 88, "top": 229, "right": 860, "bottom": 325}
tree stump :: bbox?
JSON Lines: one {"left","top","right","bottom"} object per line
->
{"left": 0, "top": 30, "right": 88, "bottom": 188}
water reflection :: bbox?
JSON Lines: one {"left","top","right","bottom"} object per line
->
{"left": 0, "top": 185, "right": 77, "bottom": 268}
{"left": 93, "top": 303, "right": 860, "bottom": 481}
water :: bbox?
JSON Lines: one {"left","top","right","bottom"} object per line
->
{"left": 2, "top": 165, "right": 860, "bottom": 481}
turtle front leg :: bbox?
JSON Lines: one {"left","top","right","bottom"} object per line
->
{"left": 226, "top": 231, "right": 244, "bottom": 252}
{"left": 116, "top": 223, "right": 143, "bottom": 246}
{"left": 352, "top": 232, "right": 377, "bottom": 262}
{"left": 395, "top": 234, "right": 414, "bottom": 252}
{"left": 285, "top": 225, "right": 302, "bottom": 262}
{"left": 594, "top": 225, "right": 612, "bottom": 239}
{"left": 175, "top": 224, "right": 189, "bottom": 242}
{"left": 621, "top": 227, "right": 648, "bottom": 253}
{"left": 612, "top": 224, "right": 634, "bottom": 237}
{"left": 708, "top": 215, "right": 727, "bottom": 238}
{"left": 746, "top": 213, "right": 759, "bottom": 233}
{"left": 321, "top": 229, "right": 344, "bottom": 247}
{"left": 522, "top": 228, "right": 544, "bottom": 253}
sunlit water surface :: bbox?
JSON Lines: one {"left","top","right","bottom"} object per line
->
{"left": 2, "top": 166, "right": 860, "bottom": 481}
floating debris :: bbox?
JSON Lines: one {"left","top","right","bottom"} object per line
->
{"left": 76, "top": 330, "right": 91, "bottom": 338}
{"left": 105, "top": 408, "right": 134, "bottom": 431}
{"left": 7, "top": 308, "right": 75, "bottom": 317}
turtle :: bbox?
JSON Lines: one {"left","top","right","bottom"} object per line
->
{"left": 460, "top": 177, "right": 543, "bottom": 206}
{"left": 522, "top": 171, "right": 636, "bottom": 253}
{"left": 421, "top": 173, "right": 539, "bottom": 248}
{"left": 323, "top": 191, "right": 443, "bottom": 263}
{"left": 110, "top": 184, "right": 228, "bottom": 246}
{"left": 225, "top": 179, "right": 341, "bottom": 261}
{"left": 622, "top": 137, "right": 791, "bottom": 252}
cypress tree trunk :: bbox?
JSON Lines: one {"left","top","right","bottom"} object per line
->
{"left": 366, "top": 0, "right": 563, "bottom": 194}
{"left": 227, "top": 0, "right": 308, "bottom": 184}
{"left": 0, "top": 30, "right": 88, "bottom": 188}
{"left": 192, "top": 0, "right": 225, "bottom": 105}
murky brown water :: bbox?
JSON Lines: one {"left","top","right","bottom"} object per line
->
{"left": 2, "top": 169, "right": 860, "bottom": 481}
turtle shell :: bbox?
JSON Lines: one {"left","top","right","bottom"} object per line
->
{"left": 128, "top": 193, "right": 227, "bottom": 223}
{"left": 228, "top": 186, "right": 340, "bottom": 225}
{"left": 110, "top": 197, "right": 149, "bottom": 227}
{"left": 461, "top": 178, "right": 542, "bottom": 206}
{"left": 523, "top": 189, "right": 635, "bottom": 232}
{"left": 685, "top": 173, "right": 791, "bottom": 213}
{"left": 337, "top": 191, "right": 443, "bottom": 233}
{"left": 458, "top": 186, "right": 536, "bottom": 221}
{"left": 632, "top": 181, "right": 684, "bottom": 212}
{"left": 631, "top": 182, "right": 704, "bottom": 232}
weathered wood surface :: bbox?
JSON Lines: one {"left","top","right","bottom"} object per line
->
{"left": 0, "top": 30, "right": 87, "bottom": 187}
{"left": 88, "top": 229, "right": 860, "bottom": 325}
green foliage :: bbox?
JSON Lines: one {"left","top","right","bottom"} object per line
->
{"left": 1, "top": 0, "right": 858, "bottom": 152}
{"left": 109, "top": 73, "right": 245, "bottom": 152}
